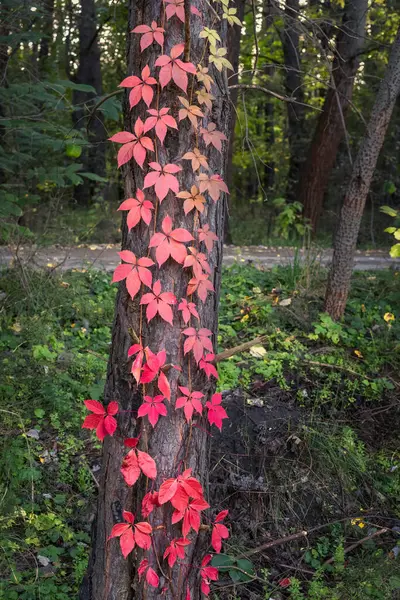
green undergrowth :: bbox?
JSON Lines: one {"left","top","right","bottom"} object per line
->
{"left": 0, "top": 263, "right": 399, "bottom": 599}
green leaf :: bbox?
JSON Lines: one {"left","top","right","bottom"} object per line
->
{"left": 65, "top": 143, "right": 82, "bottom": 158}
{"left": 58, "top": 80, "right": 97, "bottom": 93}
{"left": 389, "top": 243, "right": 400, "bottom": 258}
{"left": 212, "top": 553, "right": 235, "bottom": 571}
{"left": 380, "top": 205, "right": 398, "bottom": 217}
{"left": 80, "top": 172, "right": 108, "bottom": 183}
{"left": 0, "top": 199, "right": 23, "bottom": 217}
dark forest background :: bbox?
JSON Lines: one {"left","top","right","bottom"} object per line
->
{"left": 1, "top": 0, "right": 399, "bottom": 248}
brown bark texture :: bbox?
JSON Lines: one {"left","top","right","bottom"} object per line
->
{"left": 325, "top": 27, "right": 400, "bottom": 319}
{"left": 80, "top": 1, "right": 231, "bottom": 599}
{"left": 297, "top": 0, "right": 368, "bottom": 232}
{"left": 72, "top": 0, "right": 106, "bottom": 206}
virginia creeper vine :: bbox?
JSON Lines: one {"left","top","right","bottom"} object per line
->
{"left": 82, "top": 0, "right": 240, "bottom": 596}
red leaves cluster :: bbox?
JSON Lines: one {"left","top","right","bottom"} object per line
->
{"left": 138, "top": 559, "right": 159, "bottom": 588}
{"left": 140, "top": 280, "right": 177, "bottom": 325}
{"left": 145, "top": 108, "right": 177, "bottom": 144}
{"left": 176, "top": 386, "right": 204, "bottom": 422}
{"left": 206, "top": 393, "right": 228, "bottom": 430}
{"left": 183, "top": 327, "right": 213, "bottom": 363}
{"left": 109, "top": 119, "right": 154, "bottom": 169}
{"left": 112, "top": 251, "right": 154, "bottom": 300}
{"left": 149, "top": 215, "right": 193, "bottom": 266}
{"left": 211, "top": 510, "right": 229, "bottom": 553}
{"left": 82, "top": 400, "right": 118, "bottom": 441}
{"left": 138, "top": 395, "right": 168, "bottom": 427}
{"left": 155, "top": 44, "right": 196, "bottom": 93}
{"left": 132, "top": 21, "right": 164, "bottom": 51}
{"left": 163, "top": 538, "right": 191, "bottom": 567}
{"left": 120, "top": 65, "right": 157, "bottom": 108}
{"left": 200, "top": 555, "right": 219, "bottom": 596}
{"left": 121, "top": 439, "right": 157, "bottom": 486}
{"left": 109, "top": 511, "right": 152, "bottom": 559}
{"left": 144, "top": 162, "right": 182, "bottom": 202}
{"left": 118, "top": 189, "right": 153, "bottom": 230}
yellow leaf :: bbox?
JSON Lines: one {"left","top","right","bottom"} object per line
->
{"left": 249, "top": 345, "right": 267, "bottom": 358}
{"left": 384, "top": 312, "right": 395, "bottom": 323}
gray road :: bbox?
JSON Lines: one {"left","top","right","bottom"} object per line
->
{"left": 0, "top": 244, "right": 399, "bottom": 272}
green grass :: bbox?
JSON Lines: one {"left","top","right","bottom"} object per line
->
{"left": 0, "top": 264, "right": 399, "bottom": 599}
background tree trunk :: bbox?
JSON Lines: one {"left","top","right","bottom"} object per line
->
{"left": 225, "top": 0, "right": 246, "bottom": 243}
{"left": 282, "top": 0, "right": 306, "bottom": 202}
{"left": 325, "top": 27, "right": 400, "bottom": 319}
{"left": 297, "top": 0, "right": 368, "bottom": 232}
{"left": 80, "top": 1, "right": 231, "bottom": 599}
{"left": 72, "top": 0, "right": 106, "bottom": 206}
{"left": 38, "top": 0, "right": 55, "bottom": 73}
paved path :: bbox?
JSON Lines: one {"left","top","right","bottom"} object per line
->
{"left": 0, "top": 244, "right": 399, "bottom": 272}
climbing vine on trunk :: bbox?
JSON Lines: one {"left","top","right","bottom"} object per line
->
{"left": 80, "top": 1, "right": 238, "bottom": 598}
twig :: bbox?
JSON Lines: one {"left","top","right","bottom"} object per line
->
{"left": 86, "top": 89, "right": 123, "bottom": 134}
{"left": 278, "top": 563, "right": 315, "bottom": 576}
{"left": 215, "top": 335, "right": 269, "bottom": 362}
{"left": 204, "top": 0, "right": 220, "bottom": 20}
{"left": 323, "top": 528, "right": 389, "bottom": 566}
{"left": 241, "top": 530, "right": 309, "bottom": 558}
{"left": 228, "top": 83, "right": 323, "bottom": 111}
{"left": 301, "top": 359, "right": 375, "bottom": 381}
{"left": 184, "top": 0, "right": 191, "bottom": 61}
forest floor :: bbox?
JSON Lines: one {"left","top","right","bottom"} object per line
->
{"left": 1, "top": 263, "right": 400, "bottom": 599}
{"left": 1, "top": 243, "right": 399, "bottom": 272}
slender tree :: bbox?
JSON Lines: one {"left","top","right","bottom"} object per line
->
{"left": 297, "top": 0, "right": 368, "bottom": 232}
{"left": 72, "top": 0, "right": 106, "bottom": 206}
{"left": 225, "top": 0, "right": 246, "bottom": 242}
{"left": 38, "top": 0, "right": 55, "bottom": 73}
{"left": 325, "top": 27, "right": 400, "bottom": 319}
{"left": 80, "top": 1, "right": 232, "bottom": 599}
{"left": 282, "top": 0, "right": 306, "bottom": 202}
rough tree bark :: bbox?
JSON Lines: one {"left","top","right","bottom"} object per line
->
{"left": 72, "top": 0, "right": 106, "bottom": 206}
{"left": 297, "top": 0, "right": 368, "bottom": 232}
{"left": 282, "top": 0, "right": 306, "bottom": 202}
{"left": 325, "top": 27, "right": 400, "bottom": 319}
{"left": 80, "top": 1, "right": 231, "bottom": 599}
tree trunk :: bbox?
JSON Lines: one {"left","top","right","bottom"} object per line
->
{"left": 38, "top": 0, "right": 55, "bottom": 73}
{"left": 297, "top": 0, "right": 368, "bottom": 232}
{"left": 80, "top": 1, "right": 231, "bottom": 599}
{"left": 225, "top": 0, "right": 245, "bottom": 243}
{"left": 282, "top": 0, "right": 306, "bottom": 202}
{"left": 325, "top": 27, "right": 400, "bottom": 319}
{"left": 72, "top": 0, "right": 106, "bottom": 206}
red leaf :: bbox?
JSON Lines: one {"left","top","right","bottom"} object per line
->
{"left": 149, "top": 215, "right": 193, "bottom": 267}
{"left": 206, "top": 393, "right": 228, "bottom": 431}
{"left": 142, "top": 491, "right": 160, "bottom": 517}
{"left": 158, "top": 371, "right": 171, "bottom": 401}
{"left": 182, "top": 328, "right": 213, "bottom": 363}
{"left": 120, "top": 528, "right": 135, "bottom": 559}
{"left": 84, "top": 399, "right": 105, "bottom": 415}
{"left": 121, "top": 450, "right": 141, "bottom": 486}
{"left": 211, "top": 523, "right": 229, "bottom": 553}
{"left": 132, "top": 21, "right": 165, "bottom": 52}
{"left": 146, "top": 567, "right": 159, "bottom": 588}
{"left": 137, "top": 450, "right": 157, "bottom": 479}
{"left": 198, "top": 224, "right": 219, "bottom": 253}
{"left": 154, "top": 45, "right": 196, "bottom": 93}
